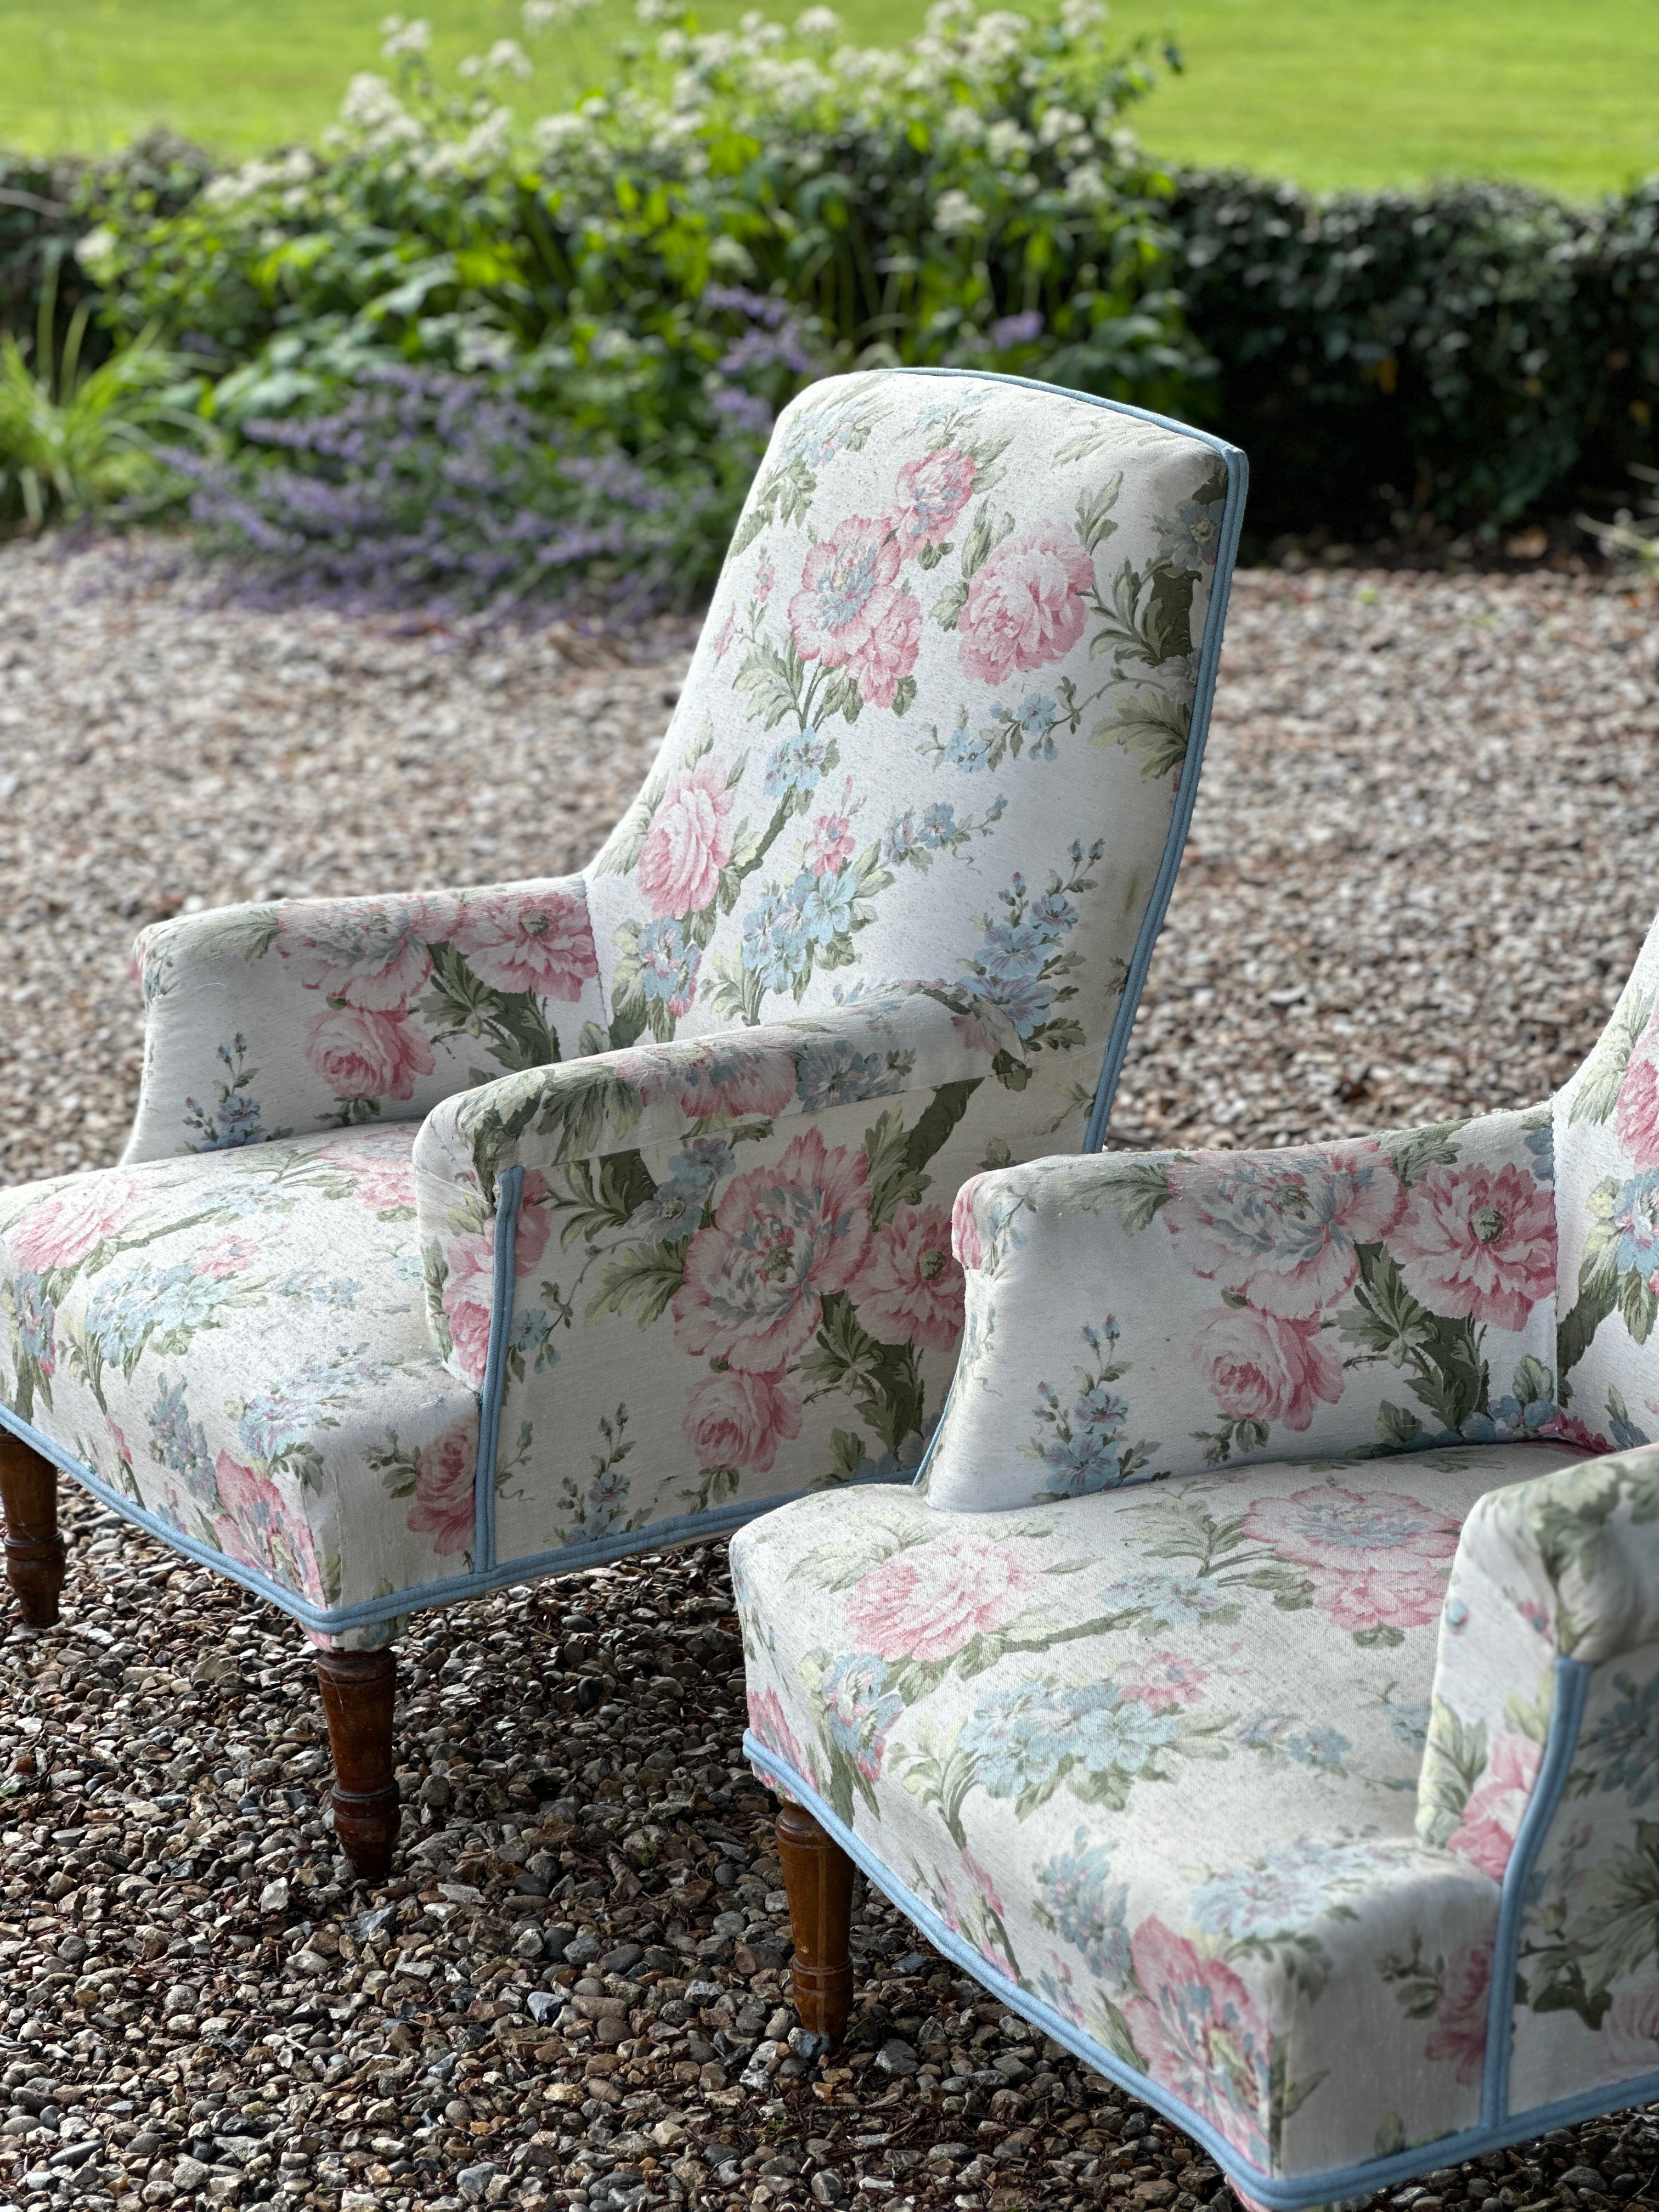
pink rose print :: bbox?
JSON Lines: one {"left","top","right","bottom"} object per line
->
{"left": 683, "top": 1367, "right": 804, "bottom": 1475}
{"left": 1447, "top": 1731, "right": 1542, "bottom": 1882}
{"left": 277, "top": 895, "right": 437, "bottom": 1011}
{"left": 1615, "top": 1028, "right": 1659, "bottom": 1167}
{"left": 747, "top": 1686, "right": 812, "bottom": 1782}
{"left": 712, "top": 609, "right": 737, "bottom": 658}
{"left": 211, "top": 1450, "right": 324, "bottom": 1602}
{"left": 845, "top": 1532, "right": 1036, "bottom": 1662}
{"left": 804, "top": 811, "right": 857, "bottom": 877}
{"left": 450, "top": 887, "right": 599, "bottom": 1000}
{"left": 663, "top": 1042, "right": 797, "bottom": 1123}
{"left": 788, "top": 514, "right": 921, "bottom": 709}
{"left": 440, "top": 1235, "right": 495, "bottom": 1386}
{"left": 956, "top": 523, "right": 1094, "bottom": 687}
{"left": 304, "top": 1005, "right": 435, "bottom": 1102}
{"left": 1392, "top": 1161, "right": 1556, "bottom": 1333}
{"left": 1193, "top": 1306, "right": 1342, "bottom": 1432}
{"left": 406, "top": 1430, "right": 476, "bottom": 1556}
{"left": 316, "top": 1130, "right": 417, "bottom": 1213}
{"left": 854, "top": 1203, "right": 965, "bottom": 1353}
{"left": 673, "top": 1128, "right": 872, "bottom": 1372}
{"left": 952, "top": 1184, "right": 985, "bottom": 1273}
{"left": 193, "top": 1234, "right": 261, "bottom": 1279}
{"left": 1121, "top": 1918, "right": 1272, "bottom": 2165}
{"left": 438, "top": 1173, "right": 551, "bottom": 1388}
{"left": 10, "top": 1170, "right": 145, "bottom": 1271}
{"left": 636, "top": 761, "right": 737, "bottom": 919}
{"left": 1243, "top": 1482, "right": 1462, "bottom": 1634}
{"left": 1601, "top": 1982, "right": 1659, "bottom": 2078}
{"left": 1424, "top": 1932, "right": 1492, "bottom": 2086}
{"left": 754, "top": 560, "right": 776, "bottom": 605}
{"left": 1115, "top": 1650, "right": 1208, "bottom": 1712}
{"left": 890, "top": 444, "right": 978, "bottom": 554}
{"left": 1540, "top": 1409, "right": 1612, "bottom": 1457}
{"left": 1165, "top": 1143, "right": 1406, "bottom": 1320}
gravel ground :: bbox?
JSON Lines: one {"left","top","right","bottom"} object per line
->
{"left": 2, "top": 537, "right": 1658, "bottom": 2212}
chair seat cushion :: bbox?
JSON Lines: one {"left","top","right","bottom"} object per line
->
{"left": 0, "top": 1127, "right": 477, "bottom": 1632}
{"left": 732, "top": 1443, "right": 1580, "bottom": 2193}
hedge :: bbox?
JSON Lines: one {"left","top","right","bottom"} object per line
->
{"left": 3, "top": 79, "right": 1658, "bottom": 560}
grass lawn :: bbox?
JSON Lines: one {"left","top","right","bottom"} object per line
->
{"left": 2, "top": 0, "right": 1656, "bottom": 195}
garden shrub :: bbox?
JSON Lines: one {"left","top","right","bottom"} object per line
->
{"left": 4, "top": 7, "right": 1658, "bottom": 591}
{"left": 1169, "top": 170, "right": 1659, "bottom": 537}
{"left": 61, "top": 0, "right": 1198, "bottom": 609}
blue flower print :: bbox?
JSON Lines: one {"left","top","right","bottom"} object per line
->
{"left": 1580, "top": 1671, "right": 1659, "bottom": 1805}
{"left": 1034, "top": 1830, "right": 1132, "bottom": 1982}
{"left": 943, "top": 712, "right": 994, "bottom": 772}
{"left": 1611, "top": 1170, "right": 1659, "bottom": 1280}
{"left": 919, "top": 801, "right": 958, "bottom": 846}
{"left": 978, "top": 920, "right": 1048, "bottom": 981}
{"left": 794, "top": 1039, "right": 902, "bottom": 1114}
{"left": 958, "top": 1677, "right": 1180, "bottom": 1801}
{"left": 7, "top": 1269, "right": 55, "bottom": 1371}
{"left": 764, "top": 726, "right": 829, "bottom": 804}
{"left": 148, "top": 1376, "right": 217, "bottom": 1500}
{"left": 1029, "top": 891, "right": 1079, "bottom": 940}
{"left": 636, "top": 918, "right": 702, "bottom": 1014}
{"left": 637, "top": 1136, "right": 735, "bottom": 1237}
{"left": 741, "top": 888, "right": 811, "bottom": 992}
{"left": 818, "top": 1655, "right": 904, "bottom": 1782}
{"left": 793, "top": 868, "right": 855, "bottom": 950}
{"left": 1190, "top": 1838, "right": 1398, "bottom": 1941}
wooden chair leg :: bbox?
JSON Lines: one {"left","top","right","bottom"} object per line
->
{"left": 777, "top": 1801, "right": 856, "bottom": 2044}
{"left": 315, "top": 1646, "right": 400, "bottom": 1882}
{"left": 0, "top": 1434, "right": 66, "bottom": 1629}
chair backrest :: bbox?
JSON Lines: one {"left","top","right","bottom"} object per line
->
{"left": 586, "top": 367, "right": 1245, "bottom": 1146}
{"left": 1554, "top": 907, "right": 1659, "bottom": 1452}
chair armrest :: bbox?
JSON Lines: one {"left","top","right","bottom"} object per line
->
{"left": 924, "top": 1104, "right": 1560, "bottom": 1511}
{"left": 122, "top": 876, "right": 605, "bottom": 1159}
{"left": 411, "top": 983, "right": 1032, "bottom": 1387}
{"left": 1419, "top": 1444, "right": 1659, "bottom": 1865}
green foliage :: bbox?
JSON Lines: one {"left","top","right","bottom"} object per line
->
{"left": 0, "top": 256, "right": 193, "bottom": 524}
{"left": 1169, "top": 170, "right": 1659, "bottom": 535}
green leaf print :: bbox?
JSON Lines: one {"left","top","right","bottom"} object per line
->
{"left": 1570, "top": 990, "right": 1655, "bottom": 1126}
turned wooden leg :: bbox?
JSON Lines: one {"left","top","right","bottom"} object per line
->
{"left": 315, "top": 1646, "right": 400, "bottom": 1882}
{"left": 777, "top": 1801, "right": 855, "bottom": 2045}
{"left": 0, "top": 1434, "right": 66, "bottom": 1629}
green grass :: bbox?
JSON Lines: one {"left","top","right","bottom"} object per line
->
{"left": 3, "top": 0, "right": 1657, "bottom": 195}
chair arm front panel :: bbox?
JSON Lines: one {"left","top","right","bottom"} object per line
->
{"left": 926, "top": 1105, "right": 1563, "bottom": 1513}
{"left": 410, "top": 986, "right": 1082, "bottom": 1561}
{"left": 1418, "top": 1447, "right": 1659, "bottom": 2119}
{"left": 122, "top": 877, "right": 608, "bottom": 1161}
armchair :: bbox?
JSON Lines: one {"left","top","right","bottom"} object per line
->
{"left": 0, "top": 365, "right": 1247, "bottom": 1878}
{"left": 737, "top": 914, "right": 1659, "bottom": 2208}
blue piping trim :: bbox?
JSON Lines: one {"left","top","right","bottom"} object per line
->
{"left": 743, "top": 1729, "right": 1659, "bottom": 2211}
{"left": 1481, "top": 1654, "right": 1592, "bottom": 2127}
{"left": 882, "top": 365, "right": 1249, "bottom": 1156}
{"left": 474, "top": 1164, "right": 522, "bottom": 1573}
{"left": 0, "top": 1397, "right": 906, "bottom": 1635}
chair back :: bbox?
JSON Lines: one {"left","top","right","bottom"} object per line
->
{"left": 586, "top": 366, "right": 1245, "bottom": 1144}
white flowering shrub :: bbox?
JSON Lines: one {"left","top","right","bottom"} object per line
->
{"left": 74, "top": 0, "right": 1203, "bottom": 606}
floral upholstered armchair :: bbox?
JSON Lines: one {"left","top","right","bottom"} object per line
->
{"left": 738, "top": 903, "right": 1659, "bottom": 2211}
{"left": 0, "top": 366, "right": 1246, "bottom": 1875}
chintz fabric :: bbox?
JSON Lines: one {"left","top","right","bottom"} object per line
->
{"left": 734, "top": 902, "right": 1659, "bottom": 2203}
{"left": 1420, "top": 1450, "right": 1659, "bottom": 2118}
{"left": 126, "top": 875, "right": 607, "bottom": 1160}
{"left": 732, "top": 1451, "right": 1574, "bottom": 2183}
{"left": 929, "top": 1104, "right": 1562, "bottom": 1515}
{"left": 0, "top": 1128, "right": 477, "bottom": 1643}
{"left": 0, "top": 366, "right": 1246, "bottom": 1634}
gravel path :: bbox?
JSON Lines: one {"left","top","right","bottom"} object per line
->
{"left": 1, "top": 538, "right": 1658, "bottom": 2212}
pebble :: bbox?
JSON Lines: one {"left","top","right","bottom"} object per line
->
{"left": 1, "top": 540, "right": 1657, "bottom": 2211}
